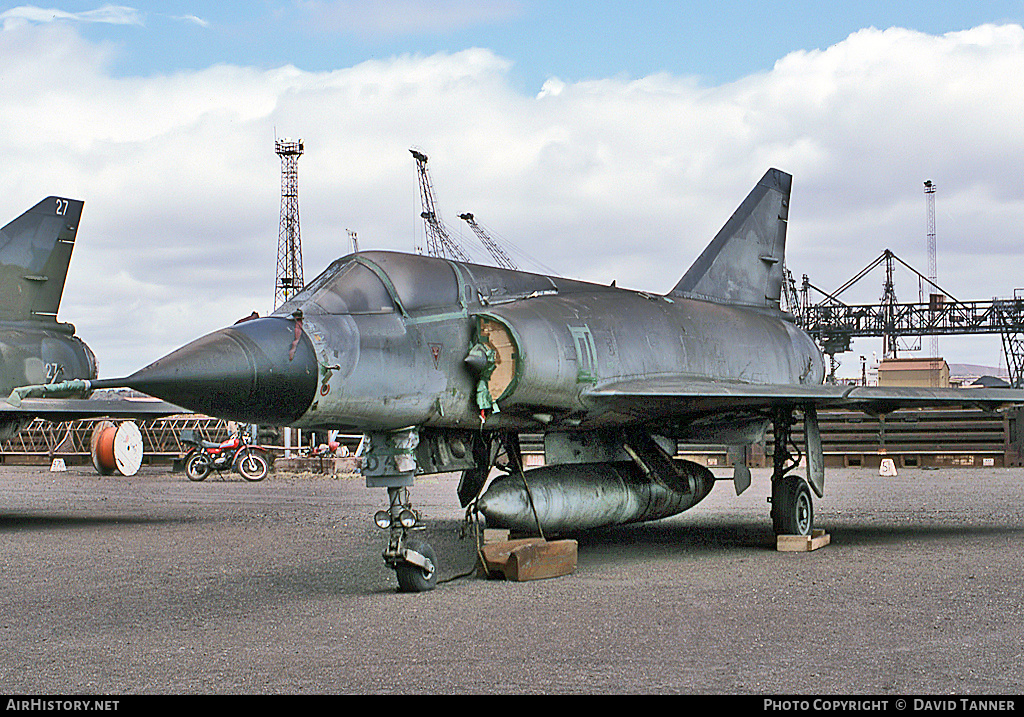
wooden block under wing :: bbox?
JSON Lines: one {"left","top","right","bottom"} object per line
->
{"left": 482, "top": 528, "right": 511, "bottom": 544}
{"left": 478, "top": 538, "right": 546, "bottom": 577}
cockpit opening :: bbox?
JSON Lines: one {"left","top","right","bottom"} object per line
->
{"left": 306, "top": 261, "right": 396, "bottom": 315}
{"left": 279, "top": 252, "right": 462, "bottom": 317}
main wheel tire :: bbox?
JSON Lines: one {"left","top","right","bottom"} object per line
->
{"left": 772, "top": 476, "right": 814, "bottom": 536}
{"left": 237, "top": 452, "right": 269, "bottom": 481}
{"left": 395, "top": 538, "right": 438, "bottom": 593}
{"left": 185, "top": 452, "right": 211, "bottom": 481}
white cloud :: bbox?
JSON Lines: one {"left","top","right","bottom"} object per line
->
{"left": 171, "top": 14, "right": 208, "bottom": 28}
{"left": 1, "top": 22, "right": 1022, "bottom": 375}
{"left": 0, "top": 4, "right": 144, "bottom": 30}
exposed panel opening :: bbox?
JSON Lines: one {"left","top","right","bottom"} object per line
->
{"left": 477, "top": 315, "right": 519, "bottom": 403}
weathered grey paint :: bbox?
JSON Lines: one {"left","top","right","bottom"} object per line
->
{"left": 78, "top": 169, "right": 1024, "bottom": 537}
{"left": 115, "top": 167, "right": 1024, "bottom": 444}
{"left": 0, "top": 198, "right": 98, "bottom": 437}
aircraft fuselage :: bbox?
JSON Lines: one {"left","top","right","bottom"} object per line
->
{"left": 122, "top": 250, "right": 825, "bottom": 441}
{"left": 290, "top": 257, "right": 825, "bottom": 436}
{"left": 89, "top": 167, "right": 1024, "bottom": 590}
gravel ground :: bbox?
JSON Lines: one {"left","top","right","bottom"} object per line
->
{"left": 1, "top": 463, "right": 1022, "bottom": 695}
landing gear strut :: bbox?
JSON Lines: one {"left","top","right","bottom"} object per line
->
{"left": 374, "top": 487, "right": 437, "bottom": 592}
{"left": 769, "top": 407, "right": 815, "bottom": 536}
{"left": 364, "top": 429, "right": 438, "bottom": 592}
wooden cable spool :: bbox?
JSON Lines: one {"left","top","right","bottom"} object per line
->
{"left": 90, "top": 421, "right": 144, "bottom": 476}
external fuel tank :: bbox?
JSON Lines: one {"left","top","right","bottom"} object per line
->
{"left": 476, "top": 459, "right": 716, "bottom": 533}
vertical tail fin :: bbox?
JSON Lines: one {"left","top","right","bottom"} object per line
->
{"left": 669, "top": 169, "right": 791, "bottom": 308}
{"left": 0, "top": 197, "right": 84, "bottom": 322}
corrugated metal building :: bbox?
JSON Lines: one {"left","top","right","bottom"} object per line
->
{"left": 878, "top": 357, "right": 950, "bottom": 387}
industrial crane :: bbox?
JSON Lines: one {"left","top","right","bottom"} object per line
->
{"left": 458, "top": 213, "right": 518, "bottom": 270}
{"left": 798, "top": 249, "right": 1024, "bottom": 387}
{"left": 409, "top": 149, "right": 471, "bottom": 262}
{"left": 410, "top": 149, "right": 519, "bottom": 269}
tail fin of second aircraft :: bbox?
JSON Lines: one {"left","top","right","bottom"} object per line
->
{"left": 0, "top": 197, "right": 84, "bottom": 323}
{"left": 669, "top": 168, "right": 791, "bottom": 309}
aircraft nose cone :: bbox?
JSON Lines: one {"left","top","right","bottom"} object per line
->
{"left": 125, "top": 316, "right": 318, "bottom": 425}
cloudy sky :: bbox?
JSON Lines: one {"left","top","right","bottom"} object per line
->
{"left": 1, "top": 1, "right": 1023, "bottom": 379}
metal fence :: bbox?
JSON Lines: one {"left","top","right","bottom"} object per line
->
{"left": 0, "top": 415, "right": 231, "bottom": 463}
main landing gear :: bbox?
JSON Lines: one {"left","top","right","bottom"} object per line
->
{"left": 769, "top": 407, "right": 818, "bottom": 537}
{"left": 773, "top": 475, "right": 814, "bottom": 536}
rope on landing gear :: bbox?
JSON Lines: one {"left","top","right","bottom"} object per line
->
{"left": 439, "top": 511, "right": 485, "bottom": 586}
{"left": 445, "top": 432, "right": 545, "bottom": 585}
{"left": 445, "top": 438, "right": 499, "bottom": 585}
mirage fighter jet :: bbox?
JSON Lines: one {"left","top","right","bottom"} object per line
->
{"left": 22, "top": 169, "right": 1024, "bottom": 590}
{"left": 0, "top": 197, "right": 183, "bottom": 440}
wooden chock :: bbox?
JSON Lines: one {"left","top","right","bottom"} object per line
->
{"left": 777, "top": 529, "right": 831, "bottom": 552}
{"left": 479, "top": 538, "right": 578, "bottom": 581}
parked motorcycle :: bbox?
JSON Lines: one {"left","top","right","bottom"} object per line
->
{"left": 180, "top": 429, "right": 270, "bottom": 482}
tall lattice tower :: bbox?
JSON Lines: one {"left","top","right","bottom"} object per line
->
{"left": 924, "top": 180, "right": 939, "bottom": 357}
{"left": 275, "top": 138, "right": 304, "bottom": 308}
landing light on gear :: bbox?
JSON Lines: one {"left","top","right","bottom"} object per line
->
{"left": 374, "top": 507, "right": 422, "bottom": 531}
{"left": 398, "top": 509, "right": 419, "bottom": 528}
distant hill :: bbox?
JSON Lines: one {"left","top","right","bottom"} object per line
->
{"left": 948, "top": 363, "right": 1009, "bottom": 379}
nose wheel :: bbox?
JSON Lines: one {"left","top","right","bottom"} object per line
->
{"left": 374, "top": 487, "right": 437, "bottom": 592}
{"left": 394, "top": 537, "right": 437, "bottom": 592}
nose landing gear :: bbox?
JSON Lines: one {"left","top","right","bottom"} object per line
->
{"left": 374, "top": 486, "right": 437, "bottom": 592}
{"left": 364, "top": 429, "right": 438, "bottom": 592}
